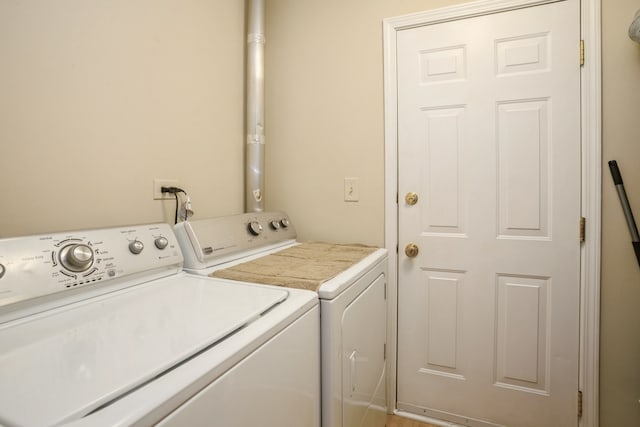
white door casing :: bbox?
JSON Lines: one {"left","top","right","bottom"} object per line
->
{"left": 383, "top": 0, "right": 602, "bottom": 426}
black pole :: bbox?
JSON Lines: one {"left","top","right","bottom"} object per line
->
{"left": 608, "top": 160, "right": 640, "bottom": 269}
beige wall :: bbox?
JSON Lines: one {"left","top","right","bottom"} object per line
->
{"left": 0, "top": 0, "right": 245, "bottom": 237}
{"left": 264, "top": 0, "right": 466, "bottom": 246}
{"left": 601, "top": 0, "right": 640, "bottom": 425}
{"left": 265, "top": 0, "right": 640, "bottom": 426}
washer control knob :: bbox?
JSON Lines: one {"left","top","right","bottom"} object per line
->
{"left": 248, "top": 221, "right": 263, "bottom": 236}
{"left": 270, "top": 220, "right": 281, "bottom": 230}
{"left": 0, "top": 264, "right": 5, "bottom": 279}
{"left": 154, "top": 236, "right": 169, "bottom": 250}
{"left": 129, "top": 240, "right": 144, "bottom": 255}
{"left": 280, "top": 218, "right": 290, "bottom": 228}
{"left": 60, "top": 244, "right": 94, "bottom": 272}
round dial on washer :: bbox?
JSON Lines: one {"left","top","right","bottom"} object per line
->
{"left": 154, "top": 236, "right": 169, "bottom": 250}
{"left": 59, "top": 244, "right": 94, "bottom": 272}
{"left": 269, "top": 220, "right": 281, "bottom": 230}
{"left": 280, "top": 218, "right": 290, "bottom": 228}
{"left": 0, "top": 264, "right": 5, "bottom": 279}
{"left": 248, "top": 221, "right": 263, "bottom": 236}
{"left": 129, "top": 240, "right": 144, "bottom": 255}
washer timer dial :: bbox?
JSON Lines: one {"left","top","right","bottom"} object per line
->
{"left": 59, "top": 244, "right": 94, "bottom": 272}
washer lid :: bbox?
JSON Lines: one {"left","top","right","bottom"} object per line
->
{"left": 0, "top": 274, "right": 287, "bottom": 427}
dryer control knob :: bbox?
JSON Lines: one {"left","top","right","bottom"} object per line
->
{"left": 248, "top": 221, "right": 263, "bottom": 236}
{"left": 129, "top": 240, "right": 144, "bottom": 255}
{"left": 0, "top": 264, "right": 5, "bottom": 279}
{"left": 154, "top": 236, "right": 169, "bottom": 250}
{"left": 280, "top": 218, "right": 290, "bottom": 228}
{"left": 60, "top": 244, "right": 94, "bottom": 272}
{"left": 269, "top": 220, "right": 281, "bottom": 230}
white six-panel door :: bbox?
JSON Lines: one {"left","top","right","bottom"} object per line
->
{"left": 396, "top": 1, "right": 581, "bottom": 426}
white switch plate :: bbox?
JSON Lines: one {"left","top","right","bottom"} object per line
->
{"left": 154, "top": 179, "right": 179, "bottom": 200}
{"left": 344, "top": 177, "right": 359, "bottom": 202}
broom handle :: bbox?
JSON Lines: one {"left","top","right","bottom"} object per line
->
{"left": 608, "top": 160, "right": 640, "bottom": 268}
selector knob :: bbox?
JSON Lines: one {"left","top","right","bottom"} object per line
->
{"left": 270, "top": 220, "right": 281, "bottom": 230}
{"left": 60, "top": 244, "right": 94, "bottom": 272}
{"left": 248, "top": 221, "right": 263, "bottom": 236}
{"left": 280, "top": 218, "right": 290, "bottom": 228}
{"left": 129, "top": 240, "right": 144, "bottom": 255}
{"left": 0, "top": 264, "right": 5, "bottom": 279}
{"left": 154, "top": 236, "right": 169, "bottom": 250}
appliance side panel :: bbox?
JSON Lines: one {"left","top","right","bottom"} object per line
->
{"left": 156, "top": 306, "right": 321, "bottom": 427}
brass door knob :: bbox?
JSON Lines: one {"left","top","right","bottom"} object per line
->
{"left": 405, "top": 192, "right": 418, "bottom": 206}
{"left": 405, "top": 243, "right": 419, "bottom": 258}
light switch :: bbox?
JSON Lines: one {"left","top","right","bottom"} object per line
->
{"left": 344, "top": 177, "right": 359, "bottom": 202}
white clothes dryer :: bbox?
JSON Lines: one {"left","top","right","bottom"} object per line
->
{"left": 0, "top": 223, "right": 319, "bottom": 427}
{"left": 174, "top": 211, "right": 388, "bottom": 427}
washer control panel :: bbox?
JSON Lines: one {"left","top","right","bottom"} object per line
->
{"left": 174, "top": 211, "right": 296, "bottom": 270}
{"left": 0, "top": 223, "right": 182, "bottom": 310}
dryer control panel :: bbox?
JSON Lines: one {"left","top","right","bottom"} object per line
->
{"left": 0, "top": 223, "right": 182, "bottom": 317}
{"left": 174, "top": 211, "right": 297, "bottom": 270}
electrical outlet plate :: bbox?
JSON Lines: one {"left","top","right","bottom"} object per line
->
{"left": 154, "top": 179, "right": 179, "bottom": 200}
{"left": 344, "top": 177, "right": 359, "bottom": 202}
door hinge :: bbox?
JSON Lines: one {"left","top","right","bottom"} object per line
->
{"left": 384, "top": 343, "right": 387, "bottom": 361}
{"left": 580, "top": 217, "right": 586, "bottom": 243}
{"left": 396, "top": 192, "right": 399, "bottom": 204}
{"left": 577, "top": 390, "right": 583, "bottom": 418}
{"left": 580, "top": 40, "right": 585, "bottom": 66}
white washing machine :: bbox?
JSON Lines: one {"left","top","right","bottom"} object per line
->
{"left": 0, "top": 223, "right": 320, "bottom": 427}
{"left": 174, "top": 211, "right": 388, "bottom": 427}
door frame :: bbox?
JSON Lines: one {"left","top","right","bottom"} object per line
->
{"left": 383, "top": 0, "right": 602, "bottom": 426}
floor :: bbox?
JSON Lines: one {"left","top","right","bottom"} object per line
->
{"left": 387, "top": 414, "right": 439, "bottom": 427}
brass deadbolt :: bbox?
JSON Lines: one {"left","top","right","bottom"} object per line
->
{"left": 405, "top": 243, "right": 419, "bottom": 258}
{"left": 405, "top": 192, "right": 418, "bottom": 206}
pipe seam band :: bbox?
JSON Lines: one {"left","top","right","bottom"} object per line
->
{"left": 247, "top": 33, "right": 266, "bottom": 44}
{"left": 246, "top": 135, "right": 265, "bottom": 145}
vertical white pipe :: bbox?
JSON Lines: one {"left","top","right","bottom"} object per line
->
{"left": 246, "top": 0, "right": 265, "bottom": 212}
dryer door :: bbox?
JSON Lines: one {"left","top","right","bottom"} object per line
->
{"left": 341, "top": 274, "right": 386, "bottom": 427}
